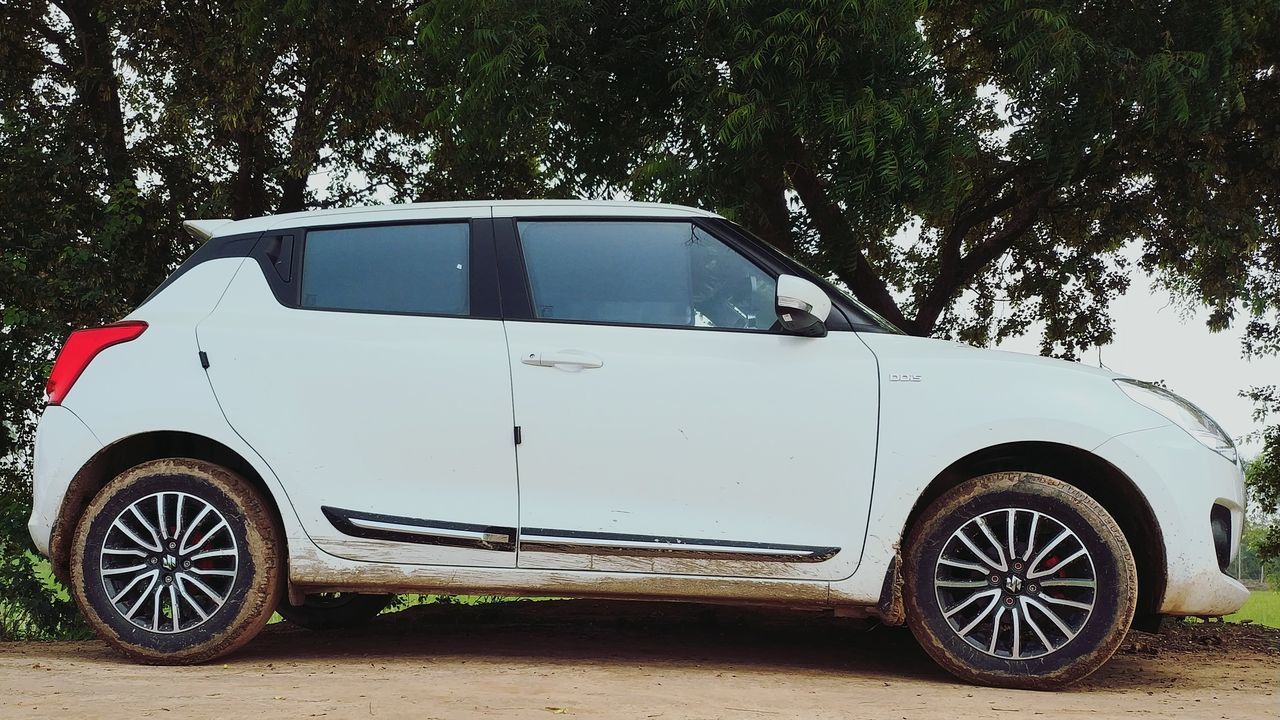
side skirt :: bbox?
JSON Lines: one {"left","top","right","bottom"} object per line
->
{"left": 287, "top": 544, "right": 838, "bottom": 607}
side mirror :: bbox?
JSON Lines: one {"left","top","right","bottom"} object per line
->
{"left": 775, "top": 274, "right": 832, "bottom": 337}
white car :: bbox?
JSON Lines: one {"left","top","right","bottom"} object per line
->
{"left": 29, "top": 201, "right": 1247, "bottom": 687}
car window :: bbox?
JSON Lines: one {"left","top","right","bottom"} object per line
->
{"left": 517, "top": 221, "right": 777, "bottom": 330}
{"left": 300, "top": 223, "right": 469, "bottom": 315}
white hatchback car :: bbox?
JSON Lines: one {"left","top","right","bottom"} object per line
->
{"left": 30, "top": 201, "right": 1247, "bottom": 687}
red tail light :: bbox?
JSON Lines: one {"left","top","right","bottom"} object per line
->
{"left": 45, "top": 321, "right": 148, "bottom": 405}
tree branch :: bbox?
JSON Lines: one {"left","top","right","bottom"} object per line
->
{"left": 32, "top": 18, "right": 75, "bottom": 65}
{"left": 923, "top": 185, "right": 1023, "bottom": 324}
{"left": 57, "top": 0, "right": 134, "bottom": 189}
{"left": 915, "top": 186, "right": 1054, "bottom": 331}
{"left": 784, "top": 149, "right": 918, "bottom": 334}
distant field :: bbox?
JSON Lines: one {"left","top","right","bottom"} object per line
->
{"left": 1223, "top": 589, "right": 1280, "bottom": 628}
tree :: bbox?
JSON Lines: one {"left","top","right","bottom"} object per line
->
{"left": 1236, "top": 515, "right": 1280, "bottom": 588}
{"left": 419, "top": 0, "right": 1277, "bottom": 356}
{"left": 1245, "top": 437, "right": 1280, "bottom": 563}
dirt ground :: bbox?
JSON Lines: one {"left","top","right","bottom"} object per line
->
{"left": 1, "top": 600, "right": 1276, "bottom": 720}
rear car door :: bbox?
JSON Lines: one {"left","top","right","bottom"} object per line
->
{"left": 197, "top": 211, "right": 519, "bottom": 568}
{"left": 499, "top": 213, "right": 879, "bottom": 581}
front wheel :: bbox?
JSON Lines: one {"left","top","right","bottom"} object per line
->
{"left": 903, "top": 472, "right": 1137, "bottom": 689}
{"left": 70, "top": 458, "right": 283, "bottom": 664}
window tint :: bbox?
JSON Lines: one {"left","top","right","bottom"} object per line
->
{"left": 518, "top": 221, "right": 777, "bottom": 330}
{"left": 301, "top": 223, "right": 469, "bottom": 315}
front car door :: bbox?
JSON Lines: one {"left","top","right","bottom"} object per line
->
{"left": 499, "top": 209, "right": 879, "bottom": 581}
{"left": 198, "top": 209, "right": 520, "bottom": 568}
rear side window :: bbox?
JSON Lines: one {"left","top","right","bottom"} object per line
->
{"left": 300, "top": 223, "right": 469, "bottom": 315}
{"left": 517, "top": 220, "right": 777, "bottom": 330}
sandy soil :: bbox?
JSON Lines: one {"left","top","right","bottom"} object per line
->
{"left": 1, "top": 601, "right": 1276, "bottom": 719}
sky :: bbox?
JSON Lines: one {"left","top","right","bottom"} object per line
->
{"left": 994, "top": 267, "right": 1278, "bottom": 457}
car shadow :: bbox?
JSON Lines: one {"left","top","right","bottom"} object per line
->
{"left": 234, "top": 599, "right": 1202, "bottom": 691}
{"left": 238, "top": 599, "right": 953, "bottom": 683}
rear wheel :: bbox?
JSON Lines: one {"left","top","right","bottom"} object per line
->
{"left": 277, "top": 593, "right": 393, "bottom": 630}
{"left": 70, "top": 458, "right": 283, "bottom": 664}
{"left": 903, "top": 472, "right": 1137, "bottom": 689}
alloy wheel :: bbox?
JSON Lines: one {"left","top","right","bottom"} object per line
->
{"left": 98, "top": 491, "right": 240, "bottom": 633}
{"left": 933, "top": 507, "right": 1096, "bottom": 659}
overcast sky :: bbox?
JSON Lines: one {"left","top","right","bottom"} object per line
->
{"left": 995, "top": 266, "right": 1278, "bottom": 457}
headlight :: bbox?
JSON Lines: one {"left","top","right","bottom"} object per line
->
{"left": 1115, "top": 379, "right": 1237, "bottom": 463}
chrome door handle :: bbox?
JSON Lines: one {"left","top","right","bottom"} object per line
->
{"left": 521, "top": 351, "right": 604, "bottom": 369}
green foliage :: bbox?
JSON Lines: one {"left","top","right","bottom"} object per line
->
{"left": 1245, "top": 454, "right": 1280, "bottom": 564}
{"left": 1235, "top": 518, "right": 1280, "bottom": 589}
{"left": 0, "top": 474, "right": 86, "bottom": 640}
{"left": 418, "top": 0, "right": 1278, "bottom": 357}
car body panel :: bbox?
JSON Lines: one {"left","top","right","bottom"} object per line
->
{"left": 35, "top": 258, "right": 315, "bottom": 561}
{"left": 827, "top": 333, "right": 1212, "bottom": 605}
{"left": 195, "top": 211, "right": 521, "bottom": 569}
{"left": 1092, "top": 425, "right": 1249, "bottom": 615}
{"left": 504, "top": 320, "right": 878, "bottom": 581}
{"left": 29, "top": 405, "right": 101, "bottom": 556}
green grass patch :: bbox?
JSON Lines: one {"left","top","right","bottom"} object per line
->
{"left": 31, "top": 557, "right": 70, "bottom": 601}
{"left": 1224, "top": 589, "right": 1280, "bottom": 629}
{"left": 0, "top": 554, "right": 86, "bottom": 640}
{"left": 268, "top": 593, "right": 543, "bottom": 624}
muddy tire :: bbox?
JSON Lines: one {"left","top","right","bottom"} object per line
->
{"left": 70, "top": 458, "right": 283, "bottom": 664}
{"left": 903, "top": 472, "right": 1137, "bottom": 689}
{"left": 278, "top": 593, "right": 393, "bottom": 630}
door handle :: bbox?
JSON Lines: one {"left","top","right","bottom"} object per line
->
{"left": 521, "top": 350, "right": 604, "bottom": 369}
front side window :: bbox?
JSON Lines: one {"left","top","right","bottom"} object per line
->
{"left": 300, "top": 223, "right": 469, "bottom": 315}
{"left": 518, "top": 221, "right": 777, "bottom": 331}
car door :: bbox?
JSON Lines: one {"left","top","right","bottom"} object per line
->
{"left": 197, "top": 211, "right": 520, "bottom": 568}
{"left": 500, "top": 213, "right": 879, "bottom": 581}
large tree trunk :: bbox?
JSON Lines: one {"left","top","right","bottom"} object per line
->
{"left": 57, "top": 0, "right": 132, "bottom": 191}
{"left": 231, "top": 129, "right": 268, "bottom": 219}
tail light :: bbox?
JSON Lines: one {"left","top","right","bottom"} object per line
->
{"left": 45, "top": 321, "right": 148, "bottom": 405}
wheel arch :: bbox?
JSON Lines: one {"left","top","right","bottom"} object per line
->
{"left": 901, "top": 441, "right": 1166, "bottom": 628}
{"left": 48, "top": 430, "right": 286, "bottom": 583}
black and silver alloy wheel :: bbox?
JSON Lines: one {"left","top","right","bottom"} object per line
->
{"left": 904, "top": 472, "right": 1136, "bottom": 690}
{"left": 71, "top": 458, "right": 282, "bottom": 664}
{"left": 99, "top": 491, "right": 240, "bottom": 634}
{"left": 935, "top": 508, "right": 1096, "bottom": 660}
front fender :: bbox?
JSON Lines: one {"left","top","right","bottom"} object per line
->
{"left": 833, "top": 333, "right": 1168, "bottom": 604}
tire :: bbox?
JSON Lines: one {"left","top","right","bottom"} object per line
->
{"left": 903, "top": 472, "right": 1137, "bottom": 689}
{"left": 70, "top": 458, "right": 283, "bottom": 664}
{"left": 277, "top": 593, "right": 394, "bottom": 630}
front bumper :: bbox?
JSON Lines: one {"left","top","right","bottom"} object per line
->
{"left": 27, "top": 406, "right": 102, "bottom": 557}
{"left": 1093, "top": 424, "right": 1249, "bottom": 616}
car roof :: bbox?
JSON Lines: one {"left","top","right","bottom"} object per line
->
{"left": 185, "top": 200, "right": 722, "bottom": 240}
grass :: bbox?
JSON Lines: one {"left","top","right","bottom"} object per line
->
{"left": 31, "top": 556, "right": 69, "bottom": 600}
{"left": 1222, "top": 589, "right": 1280, "bottom": 629}
{"left": 267, "top": 593, "right": 540, "bottom": 624}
